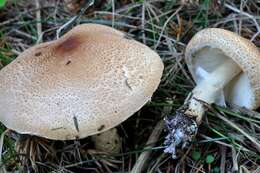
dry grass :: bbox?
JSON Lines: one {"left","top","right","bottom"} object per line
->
{"left": 0, "top": 0, "right": 259, "bottom": 172}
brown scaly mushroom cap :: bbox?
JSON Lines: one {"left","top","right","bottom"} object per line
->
{"left": 0, "top": 24, "right": 164, "bottom": 140}
{"left": 185, "top": 28, "right": 260, "bottom": 109}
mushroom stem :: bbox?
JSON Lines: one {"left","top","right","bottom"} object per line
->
{"left": 186, "top": 58, "right": 241, "bottom": 123}
{"left": 91, "top": 128, "right": 121, "bottom": 154}
{"left": 164, "top": 58, "right": 241, "bottom": 158}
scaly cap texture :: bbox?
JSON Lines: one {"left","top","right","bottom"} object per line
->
{"left": 0, "top": 24, "right": 164, "bottom": 140}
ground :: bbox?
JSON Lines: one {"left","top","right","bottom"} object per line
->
{"left": 0, "top": 0, "right": 259, "bottom": 172}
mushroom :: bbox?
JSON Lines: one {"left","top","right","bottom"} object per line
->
{"left": 164, "top": 28, "right": 260, "bottom": 157}
{"left": 91, "top": 128, "right": 121, "bottom": 154}
{"left": 0, "top": 23, "right": 164, "bottom": 152}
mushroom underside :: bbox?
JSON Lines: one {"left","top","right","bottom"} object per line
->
{"left": 190, "top": 47, "right": 254, "bottom": 109}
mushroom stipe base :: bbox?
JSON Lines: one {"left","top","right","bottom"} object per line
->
{"left": 164, "top": 105, "right": 198, "bottom": 158}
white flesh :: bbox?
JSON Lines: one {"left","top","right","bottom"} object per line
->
{"left": 186, "top": 58, "right": 241, "bottom": 123}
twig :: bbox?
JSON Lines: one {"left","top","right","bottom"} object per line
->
{"left": 35, "top": 0, "right": 42, "bottom": 43}
{"left": 238, "top": 0, "right": 244, "bottom": 35}
{"left": 224, "top": 3, "right": 260, "bottom": 32}
{"left": 252, "top": 167, "right": 260, "bottom": 173}
{"left": 231, "top": 147, "right": 238, "bottom": 172}
{"left": 0, "top": 129, "right": 10, "bottom": 173}
{"left": 216, "top": 112, "right": 260, "bottom": 152}
{"left": 0, "top": 6, "right": 55, "bottom": 27}
{"left": 111, "top": 0, "right": 115, "bottom": 28}
{"left": 11, "top": 49, "right": 22, "bottom": 55}
{"left": 145, "top": 3, "right": 160, "bottom": 23}
{"left": 220, "top": 146, "right": 226, "bottom": 173}
{"left": 251, "top": 31, "right": 260, "bottom": 42}
{"left": 200, "top": 134, "right": 249, "bottom": 151}
{"left": 228, "top": 103, "right": 260, "bottom": 120}
{"left": 148, "top": 153, "right": 168, "bottom": 172}
{"left": 166, "top": 38, "right": 194, "bottom": 86}
{"left": 115, "top": 2, "right": 141, "bottom": 13}
{"left": 12, "top": 29, "right": 37, "bottom": 41}
{"left": 79, "top": 19, "right": 185, "bottom": 46}
{"left": 56, "top": 0, "right": 94, "bottom": 39}
{"left": 213, "top": 15, "right": 260, "bottom": 28}
{"left": 94, "top": 10, "right": 186, "bottom": 47}
{"left": 130, "top": 120, "right": 164, "bottom": 173}
{"left": 95, "top": 11, "right": 140, "bottom": 20}
{"left": 194, "top": 165, "right": 204, "bottom": 173}
{"left": 53, "top": 0, "right": 60, "bottom": 26}
{"left": 154, "top": 6, "right": 183, "bottom": 49}
{"left": 240, "top": 166, "right": 251, "bottom": 173}
{"left": 130, "top": 103, "right": 172, "bottom": 173}
{"left": 141, "top": 2, "right": 146, "bottom": 44}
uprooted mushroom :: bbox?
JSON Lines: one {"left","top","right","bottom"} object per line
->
{"left": 0, "top": 24, "right": 164, "bottom": 154}
{"left": 164, "top": 28, "right": 260, "bottom": 158}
